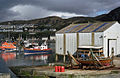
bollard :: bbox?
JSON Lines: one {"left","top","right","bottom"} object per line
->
{"left": 55, "top": 66, "right": 58, "bottom": 72}
{"left": 61, "top": 66, "right": 65, "bottom": 72}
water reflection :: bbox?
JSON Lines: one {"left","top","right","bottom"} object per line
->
{"left": 0, "top": 51, "right": 53, "bottom": 67}
{"left": 1, "top": 52, "right": 16, "bottom": 62}
{"left": 24, "top": 54, "right": 50, "bottom": 61}
{"left": 0, "top": 52, "right": 17, "bottom": 78}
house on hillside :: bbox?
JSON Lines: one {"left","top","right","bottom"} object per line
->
{"left": 55, "top": 21, "right": 120, "bottom": 62}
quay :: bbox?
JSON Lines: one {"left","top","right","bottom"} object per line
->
{"left": 11, "top": 66, "right": 120, "bottom": 78}
{"left": 10, "top": 57, "right": 120, "bottom": 78}
{"left": 0, "top": 73, "right": 10, "bottom": 78}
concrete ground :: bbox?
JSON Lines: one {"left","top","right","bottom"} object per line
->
{"left": 113, "top": 57, "right": 120, "bottom": 67}
{"left": 19, "top": 66, "right": 120, "bottom": 78}
{"left": 12, "top": 57, "right": 120, "bottom": 78}
{"left": 0, "top": 73, "right": 10, "bottom": 78}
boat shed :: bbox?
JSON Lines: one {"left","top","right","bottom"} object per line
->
{"left": 55, "top": 21, "right": 120, "bottom": 62}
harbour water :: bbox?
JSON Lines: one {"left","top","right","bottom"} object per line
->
{"left": 0, "top": 50, "right": 55, "bottom": 67}
{"left": 0, "top": 40, "right": 55, "bottom": 66}
{"left": 0, "top": 50, "right": 55, "bottom": 78}
{"left": 0, "top": 42, "right": 55, "bottom": 78}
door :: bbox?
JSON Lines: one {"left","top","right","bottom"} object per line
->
{"left": 108, "top": 39, "right": 117, "bottom": 57}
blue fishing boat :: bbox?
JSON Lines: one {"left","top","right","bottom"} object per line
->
{"left": 24, "top": 41, "right": 52, "bottom": 55}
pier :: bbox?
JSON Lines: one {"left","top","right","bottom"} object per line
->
{"left": 10, "top": 65, "right": 120, "bottom": 78}
{"left": 0, "top": 73, "right": 10, "bottom": 78}
{"left": 9, "top": 57, "right": 120, "bottom": 78}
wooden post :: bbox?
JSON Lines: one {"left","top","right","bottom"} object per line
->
{"left": 77, "top": 50, "right": 78, "bottom": 59}
{"left": 111, "top": 47, "right": 114, "bottom": 65}
{"left": 63, "top": 55, "right": 66, "bottom": 63}
{"left": 92, "top": 32, "right": 94, "bottom": 46}
{"left": 77, "top": 33, "right": 79, "bottom": 59}
{"left": 56, "top": 54, "right": 58, "bottom": 62}
{"left": 63, "top": 34, "right": 66, "bottom": 63}
{"left": 77, "top": 33, "right": 79, "bottom": 48}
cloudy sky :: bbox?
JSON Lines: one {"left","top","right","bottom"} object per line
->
{"left": 0, "top": 0, "right": 120, "bottom": 22}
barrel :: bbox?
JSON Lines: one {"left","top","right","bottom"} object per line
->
{"left": 55, "top": 66, "right": 58, "bottom": 72}
{"left": 58, "top": 66, "right": 61, "bottom": 72}
{"left": 61, "top": 66, "right": 65, "bottom": 72}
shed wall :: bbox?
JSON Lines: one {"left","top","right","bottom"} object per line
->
{"left": 79, "top": 33, "right": 92, "bottom": 46}
{"left": 94, "top": 32, "right": 103, "bottom": 46}
{"left": 104, "top": 22, "right": 120, "bottom": 57}
{"left": 65, "top": 33, "right": 77, "bottom": 55}
{"left": 56, "top": 34, "right": 64, "bottom": 54}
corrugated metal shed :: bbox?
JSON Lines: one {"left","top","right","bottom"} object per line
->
{"left": 56, "top": 21, "right": 120, "bottom": 62}
{"left": 56, "top": 22, "right": 116, "bottom": 33}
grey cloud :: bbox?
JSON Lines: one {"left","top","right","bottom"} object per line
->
{"left": 0, "top": 0, "right": 39, "bottom": 21}
{"left": 11, "top": 5, "right": 53, "bottom": 20}
{"left": 0, "top": 0, "right": 120, "bottom": 22}
{"left": 29, "top": 0, "right": 120, "bottom": 14}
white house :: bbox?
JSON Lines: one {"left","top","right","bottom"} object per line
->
{"left": 42, "top": 37, "right": 48, "bottom": 41}
{"left": 56, "top": 21, "right": 120, "bottom": 61}
{"left": 50, "top": 36, "right": 56, "bottom": 40}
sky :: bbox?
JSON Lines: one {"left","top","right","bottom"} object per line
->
{"left": 0, "top": 0, "right": 120, "bottom": 22}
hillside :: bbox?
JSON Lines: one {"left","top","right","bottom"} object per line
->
{"left": 95, "top": 7, "right": 120, "bottom": 22}
{"left": 0, "top": 16, "right": 96, "bottom": 31}
{"left": 0, "top": 7, "right": 120, "bottom": 31}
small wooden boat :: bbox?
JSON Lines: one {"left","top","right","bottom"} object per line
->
{"left": 67, "top": 46, "right": 114, "bottom": 69}
{"left": 77, "top": 58, "right": 112, "bottom": 66}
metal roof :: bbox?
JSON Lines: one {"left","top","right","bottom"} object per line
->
{"left": 56, "top": 22, "right": 116, "bottom": 33}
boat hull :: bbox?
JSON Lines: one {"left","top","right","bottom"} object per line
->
{"left": 78, "top": 59, "right": 112, "bottom": 66}
{"left": 24, "top": 49, "right": 52, "bottom": 55}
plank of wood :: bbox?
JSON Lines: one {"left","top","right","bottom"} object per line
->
{"left": 67, "top": 52, "right": 73, "bottom": 68}
{"left": 98, "top": 65, "right": 115, "bottom": 70}
{"left": 67, "top": 51, "right": 80, "bottom": 65}
{"left": 90, "top": 49, "right": 103, "bottom": 66}
{"left": 70, "top": 54, "right": 80, "bottom": 65}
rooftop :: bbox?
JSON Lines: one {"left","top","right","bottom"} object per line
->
{"left": 57, "top": 21, "right": 116, "bottom": 33}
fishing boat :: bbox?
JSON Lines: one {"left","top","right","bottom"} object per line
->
{"left": 68, "top": 46, "right": 114, "bottom": 69}
{"left": 0, "top": 42, "right": 17, "bottom": 52}
{"left": 24, "top": 41, "right": 52, "bottom": 55}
